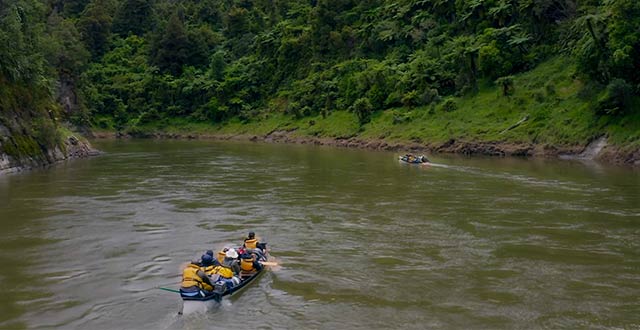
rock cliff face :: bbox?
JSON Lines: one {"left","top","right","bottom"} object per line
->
{"left": 0, "top": 66, "right": 98, "bottom": 175}
{"left": 0, "top": 122, "right": 98, "bottom": 175}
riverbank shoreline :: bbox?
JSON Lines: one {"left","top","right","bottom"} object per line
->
{"left": 0, "top": 135, "right": 101, "bottom": 175}
{"left": 91, "top": 130, "right": 640, "bottom": 167}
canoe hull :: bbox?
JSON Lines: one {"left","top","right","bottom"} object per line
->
{"left": 398, "top": 155, "right": 429, "bottom": 164}
{"left": 179, "top": 251, "right": 268, "bottom": 303}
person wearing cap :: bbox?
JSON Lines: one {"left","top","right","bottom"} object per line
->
{"left": 208, "top": 248, "right": 239, "bottom": 278}
{"left": 200, "top": 253, "right": 218, "bottom": 276}
{"left": 223, "top": 248, "right": 241, "bottom": 275}
{"left": 208, "top": 248, "right": 242, "bottom": 290}
{"left": 180, "top": 258, "right": 215, "bottom": 293}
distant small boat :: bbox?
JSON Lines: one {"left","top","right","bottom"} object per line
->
{"left": 398, "top": 154, "right": 430, "bottom": 164}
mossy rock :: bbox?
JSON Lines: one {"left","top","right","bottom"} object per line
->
{"left": 1, "top": 134, "right": 44, "bottom": 160}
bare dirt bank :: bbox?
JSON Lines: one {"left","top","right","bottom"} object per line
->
{"left": 91, "top": 130, "right": 640, "bottom": 166}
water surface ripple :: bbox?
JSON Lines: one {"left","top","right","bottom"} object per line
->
{"left": 0, "top": 140, "right": 638, "bottom": 329}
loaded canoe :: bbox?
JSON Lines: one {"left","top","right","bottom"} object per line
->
{"left": 179, "top": 248, "right": 269, "bottom": 303}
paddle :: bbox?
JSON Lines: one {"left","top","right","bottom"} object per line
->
{"left": 259, "top": 261, "right": 278, "bottom": 266}
{"left": 158, "top": 287, "right": 180, "bottom": 293}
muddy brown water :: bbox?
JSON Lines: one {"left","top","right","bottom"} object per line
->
{"left": 0, "top": 139, "right": 638, "bottom": 329}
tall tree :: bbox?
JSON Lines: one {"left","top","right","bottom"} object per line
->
{"left": 151, "top": 13, "right": 189, "bottom": 76}
{"left": 112, "top": 0, "right": 154, "bottom": 36}
{"left": 607, "top": 0, "right": 640, "bottom": 85}
{"left": 0, "top": 0, "right": 47, "bottom": 84}
{"left": 77, "top": 0, "right": 113, "bottom": 59}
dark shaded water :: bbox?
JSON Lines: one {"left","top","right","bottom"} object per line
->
{"left": 0, "top": 140, "right": 638, "bottom": 329}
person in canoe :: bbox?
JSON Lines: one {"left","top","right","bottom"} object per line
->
{"left": 406, "top": 153, "right": 415, "bottom": 162}
{"left": 199, "top": 252, "right": 220, "bottom": 275}
{"left": 243, "top": 231, "right": 267, "bottom": 259}
{"left": 223, "top": 248, "right": 241, "bottom": 275}
{"left": 180, "top": 256, "right": 216, "bottom": 295}
{"left": 204, "top": 250, "right": 221, "bottom": 266}
{"left": 216, "top": 248, "right": 228, "bottom": 265}
{"left": 238, "top": 248, "right": 263, "bottom": 273}
{"left": 207, "top": 248, "right": 242, "bottom": 290}
{"left": 243, "top": 231, "right": 259, "bottom": 249}
{"left": 399, "top": 153, "right": 430, "bottom": 164}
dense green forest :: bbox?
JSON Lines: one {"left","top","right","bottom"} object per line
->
{"left": 1, "top": 0, "right": 639, "bottom": 162}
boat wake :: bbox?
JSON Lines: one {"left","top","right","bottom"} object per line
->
{"left": 424, "top": 162, "right": 448, "bottom": 168}
{"left": 424, "top": 162, "right": 603, "bottom": 193}
{"left": 180, "top": 299, "right": 220, "bottom": 315}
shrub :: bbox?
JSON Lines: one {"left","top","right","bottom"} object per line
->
{"left": 138, "top": 109, "right": 161, "bottom": 124}
{"left": 401, "top": 90, "right": 419, "bottom": 107}
{"left": 495, "top": 76, "right": 515, "bottom": 96}
{"left": 286, "top": 101, "right": 302, "bottom": 118}
{"left": 532, "top": 90, "right": 546, "bottom": 103}
{"left": 596, "top": 78, "right": 632, "bottom": 116}
{"left": 392, "top": 110, "right": 413, "bottom": 124}
{"left": 95, "top": 117, "right": 113, "bottom": 129}
{"left": 479, "top": 42, "right": 512, "bottom": 80}
{"left": 351, "top": 97, "right": 373, "bottom": 125}
{"left": 421, "top": 88, "right": 440, "bottom": 105}
{"left": 544, "top": 82, "right": 556, "bottom": 96}
{"left": 33, "top": 118, "right": 60, "bottom": 149}
{"left": 440, "top": 98, "right": 457, "bottom": 112}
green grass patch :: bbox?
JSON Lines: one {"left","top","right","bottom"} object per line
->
{"left": 92, "top": 56, "right": 639, "bottom": 152}
{"left": 297, "top": 111, "right": 361, "bottom": 138}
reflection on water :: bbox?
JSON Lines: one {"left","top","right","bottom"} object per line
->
{"left": 0, "top": 139, "right": 639, "bottom": 329}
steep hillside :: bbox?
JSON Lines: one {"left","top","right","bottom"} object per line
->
{"left": 0, "top": 0, "right": 95, "bottom": 174}
{"left": 79, "top": 0, "right": 638, "bottom": 165}
{"left": 0, "top": 78, "right": 96, "bottom": 174}
{"left": 1, "top": 0, "right": 639, "bottom": 168}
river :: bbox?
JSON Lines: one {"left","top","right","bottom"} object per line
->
{"left": 0, "top": 139, "right": 638, "bottom": 329}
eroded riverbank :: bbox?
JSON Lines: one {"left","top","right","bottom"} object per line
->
{"left": 91, "top": 130, "right": 640, "bottom": 166}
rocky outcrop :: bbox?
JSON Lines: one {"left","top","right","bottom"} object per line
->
{"left": 0, "top": 123, "right": 99, "bottom": 175}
